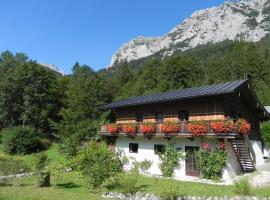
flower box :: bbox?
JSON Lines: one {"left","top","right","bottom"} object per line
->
{"left": 140, "top": 122, "right": 155, "bottom": 136}
{"left": 107, "top": 123, "right": 118, "bottom": 135}
{"left": 187, "top": 121, "right": 208, "bottom": 136}
{"left": 235, "top": 118, "right": 251, "bottom": 134}
{"left": 161, "top": 121, "right": 181, "bottom": 135}
{"left": 211, "top": 119, "right": 234, "bottom": 134}
{"left": 123, "top": 123, "right": 137, "bottom": 136}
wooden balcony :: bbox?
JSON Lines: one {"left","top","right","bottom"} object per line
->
{"left": 99, "top": 121, "right": 238, "bottom": 139}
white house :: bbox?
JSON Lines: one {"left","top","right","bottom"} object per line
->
{"left": 100, "top": 80, "right": 269, "bottom": 182}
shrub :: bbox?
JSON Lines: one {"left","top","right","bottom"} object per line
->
{"left": 107, "top": 123, "right": 118, "bottom": 135}
{"left": 211, "top": 119, "right": 234, "bottom": 134}
{"left": 122, "top": 123, "right": 137, "bottom": 136}
{"left": 0, "top": 157, "right": 30, "bottom": 176}
{"left": 235, "top": 118, "right": 251, "bottom": 134}
{"left": 1, "top": 126, "right": 45, "bottom": 155}
{"left": 261, "top": 121, "right": 270, "bottom": 147}
{"left": 33, "top": 152, "right": 50, "bottom": 187}
{"left": 196, "top": 146, "right": 227, "bottom": 180}
{"left": 159, "top": 144, "right": 185, "bottom": 177}
{"left": 139, "top": 159, "right": 152, "bottom": 173}
{"left": 161, "top": 121, "right": 181, "bottom": 135}
{"left": 158, "top": 183, "right": 182, "bottom": 200}
{"left": 234, "top": 177, "right": 251, "bottom": 195}
{"left": 140, "top": 122, "right": 155, "bottom": 136}
{"left": 77, "top": 141, "right": 122, "bottom": 191}
{"left": 118, "top": 168, "right": 139, "bottom": 196}
{"left": 187, "top": 121, "right": 208, "bottom": 136}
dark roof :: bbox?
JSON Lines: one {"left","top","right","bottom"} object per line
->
{"left": 101, "top": 79, "right": 248, "bottom": 109}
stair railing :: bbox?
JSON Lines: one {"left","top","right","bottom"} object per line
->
{"left": 243, "top": 134, "right": 256, "bottom": 165}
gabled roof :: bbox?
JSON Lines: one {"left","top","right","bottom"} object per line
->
{"left": 101, "top": 79, "right": 248, "bottom": 109}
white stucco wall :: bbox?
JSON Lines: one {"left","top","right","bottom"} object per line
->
{"left": 250, "top": 140, "right": 265, "bottom": 166}
{"left": 115, "top": 136, "right": 239, "bottom": 181}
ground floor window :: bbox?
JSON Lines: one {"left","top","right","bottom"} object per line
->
{"left": 129, "top": 143, "right": 138, "bottom": 153}
{"left": 154, "top": 144, "right": 165, "bottom": 154}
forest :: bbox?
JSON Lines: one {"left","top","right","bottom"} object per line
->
{"left": 1, "top": 36, "right": 270, "bottom": 156}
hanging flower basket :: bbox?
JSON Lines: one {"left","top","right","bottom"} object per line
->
{"left": 211, "top": 119, "right": 234, "bottom": 134}
{"left": 123, "top": 123, "right": 137, "bottom": 137}
{"left": 187, "top": 121, "right": 208, "bottom": 136}
{"left": 235, "top": 118, "right": 251, "bottom": 135}
{"left": 107, "top": 123, "right": 118, "bottom": 135}
{"left": 140, "top": 122, "right": 155, "bottom": 136}
{"left": 161, "top": 121, "right": 181, "bottom": 135}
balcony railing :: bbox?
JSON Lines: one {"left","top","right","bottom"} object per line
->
{"left": 99, "top": 120, "right": 239, "bottom": 138}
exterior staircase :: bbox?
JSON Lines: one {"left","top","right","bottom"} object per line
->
{"left": 230, "top": 138, "right": 255, "bottom": 173}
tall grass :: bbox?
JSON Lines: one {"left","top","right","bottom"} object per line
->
{"left": 233, "top": 177, "right": 251, "bottom": 196}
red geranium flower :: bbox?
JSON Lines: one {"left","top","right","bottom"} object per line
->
{"left": 201, "top": 143, "right": 210, "bottom": 150}
{"left": 187, "top": 121, "right": 208, "bottom": 136}
{"left": 123, "top": 123, "right": 137, "bottom": 136}
{"left": 235, "top": 118, "right": 251, "bottom": 135}
{"left": 140, "top": 122, "right": 155, "bottom": 136}
{"left": 218, "top": 141, "right": 225, "bottom": 150}
{"left": 161, "top": 121, "right": 181, "bottom": 135}
{"left": 108, "top": 123, "right": 118, "bottom": 135}
{"left": 211, "top": 119, "right": 234, "bottom": 134}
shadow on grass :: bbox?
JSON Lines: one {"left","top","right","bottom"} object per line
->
{"left": 56, "top": 182, "right": 81, "bottom": 189}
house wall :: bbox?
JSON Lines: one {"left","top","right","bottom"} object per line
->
{"left": 115, "top": 136, "right": 240, "bottom": 182}
{"left": 115, "top": 96, "right": 225, "bottom": 124}
{"left": 250, "top": 140, "right": 264, "bottom": 166}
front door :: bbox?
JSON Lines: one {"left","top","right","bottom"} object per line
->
{"left": 185, "top": 146, "right": 199, "bottom": 176}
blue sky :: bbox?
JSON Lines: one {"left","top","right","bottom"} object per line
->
{"left": 0, "top": 0, "right": 225, "bottom": 74}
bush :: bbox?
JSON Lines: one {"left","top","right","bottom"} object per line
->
{"left": 118, "top": 168, "right": 139, "bottom": 196}
{"left": 77, "top": 141, "right": 122, "bottom": 191}
{"left": 0, "top": 157, "right": 30, "bottom": 176}
{"left": 234, "top": 177, "right": 251, "bottom": 195}
{"left": 159, "top": 144, "right": 185, "bottom": 177}
{"left": 33, "top": 152, "right": 50, "bottom": 187}
{"left": 196, "top": 147, "right": 227, "bottom": 180}
{"left": 1, "top": 126, "right": 46, "bottom": 155}
{"left": 158, "top": 183, "right": 182, "bottom": 200}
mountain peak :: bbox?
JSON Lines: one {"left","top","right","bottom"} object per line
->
{"left": 109, "top": 0, "right": 270, "bottom": 67}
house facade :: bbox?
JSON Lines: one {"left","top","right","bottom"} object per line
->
{"left": 99, "top": 80, "right": 269, "bottom": 182}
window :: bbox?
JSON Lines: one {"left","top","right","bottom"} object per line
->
{"left": 178, "top": 110, "right": 189, "bottom": 121}
{"left": 154, "top": 144, "right": 165, "bottom": 154}
{"left": 129, "top": 143, "right": 138, "bottom": 153}
{"left": 155, "top": 112, "right": 164, "bottom": 123}
{"left": 135, "top": 113, "right": 143, "bottom": 123}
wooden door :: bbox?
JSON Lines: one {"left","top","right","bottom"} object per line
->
{"left": 185, "top": 146, "right": 199, "bottom": 176}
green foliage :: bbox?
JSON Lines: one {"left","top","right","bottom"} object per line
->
{"left": 158, "top": 183, "right": 182, "bottom": 200}
{"left": 139, "top": 159, "right": 152, "bottom": 173}
{"left": 261, "top": 121, "right": 270, "bottom": 147}
{"left": 159, "top": 144, "right": 185, "bottom": 177}
{"left": 196, "top": 149, "right": 227, "bottom": 180}
{"left": 234, "top": 177, "right": 251, "bottom": 196}
{"left": 0, "top": 157, "right": 30, "bottom": 175}
{"left": 1, "top": 126, "right": 46, "bottom": 155}
{"left": 33, "top": 152, "right": 50, "bottom": 187}
{"left": 118, "top": 168, "right": 139, "bottom": 196}
{"left": 0, "top": 51, "right": 63, "bottom": 132}
{"left": 76, "top": 141, "right": 122, "bottom": 192}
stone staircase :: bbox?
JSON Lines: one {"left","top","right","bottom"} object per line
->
{"left": 231, "top": 138, "right": 255, "bottom": 172}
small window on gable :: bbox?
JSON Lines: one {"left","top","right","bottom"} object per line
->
{"left": 155, "top": 112, "right": 164, "bottom": 123}
{"left": 136, "top": 113, "right": 143, "bottom": 123}
{"left": 129, "top": 143, "right": 138, "bottom": 153}
{"left": 154, "top": 144, "right": 165, "bottom": 154}
{"left": 178, "top": 110, "right": 189, "bottom": 121}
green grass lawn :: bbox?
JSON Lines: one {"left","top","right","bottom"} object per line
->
{"left": 1, "top": 144, "right": 270, "bottom": 199}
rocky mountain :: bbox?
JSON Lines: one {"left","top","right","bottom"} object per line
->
{"left": 39, "top": 63, "right": 65, "bottom": 75}
{"left": 110, "top": 0, "right": 270, "bottom": 67}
